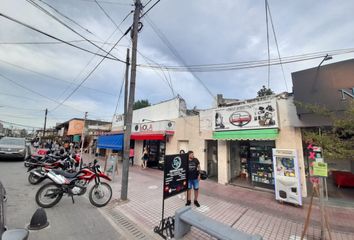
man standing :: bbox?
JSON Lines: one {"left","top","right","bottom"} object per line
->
{"left": 186, "top": 150, "right": 201, "bottom": 207}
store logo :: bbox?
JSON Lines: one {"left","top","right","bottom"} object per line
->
{"left": 229, "top": 111, "right": 251, "bottom": 127}
{"left": 339, "top": 87, "right": 354, "bottom": 100}
{"left": 140, "top": 124, "right": 153, "bottom": 132}
{"left": 172, "top": 156, "right": 182, "bottom": 170}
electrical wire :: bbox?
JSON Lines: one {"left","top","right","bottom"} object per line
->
{"left": 0, "top": 12, "right": 119, "bottom": 61}
{"left": 93, "top": 0, "right": 175, "bottom": 97}
{"left": 265, "top": 0, "right": 270, "bottom": 88}
{"left": 144, "top": 16, "right": 215, "bottom": 99}
{"left": 0, "top": 58, "right": 116, "bottom": 97}
{"left": 0, "top": 72, "right": 86, "bottom": 113}
{"left": 137, "top": 47, "right": 354, "bottom": 72}
{"left": 26, "top": 0, "right": 124, "bottom": 62}
{"left": 50, "top": 27, "right": 131, "bottom": 112}
{"left": 0, "top": 40, "right": 129, "bottom": 47}
{"left": 140, "top": 0, "right": 161, "bottom": 18}
{"left": 37, "top": 0, "right": 97, "bottom": 37}
{"left": 0, "top": 104, "right": 45, "bottom": 111}
{"left": 69, "top": 0, "right": 132, "bottom": 5}
{"left": 0, "top": 119, "right": 41, "bottom": 129}
{"left": 266, "top": 0, "right": 288, "bottom": 91}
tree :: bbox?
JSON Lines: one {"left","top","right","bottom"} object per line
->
{"left": 300, "top": 100, "right": 354, "bottom": 161}
{"left": 257, "top": 85, "right": 274, "bottom": 97}
{"left": 133, "top": 99, "right": 151, "bottom": 110}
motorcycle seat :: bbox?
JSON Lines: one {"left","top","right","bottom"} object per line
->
{"left": 52, "top": 169, "right": 78, "bottom": 179}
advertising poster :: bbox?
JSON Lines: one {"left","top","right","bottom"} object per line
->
{"left": 213, "top": 98, "right": 278, "bottom": 131}
{"left": 163, "top": 154, "right": 188, "bottom": 199}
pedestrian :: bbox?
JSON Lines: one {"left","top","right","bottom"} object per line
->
{"left": 141, "top": 147, "right": 149, "bottom": 169}
{"left": 33, "top": 141, "right": 39, "bottom": 149}
{"left": 129, "top": 148, "right": 134, "bottom": 166}
{"left": 186, "top": 150, "right": 201, "bottom": 207}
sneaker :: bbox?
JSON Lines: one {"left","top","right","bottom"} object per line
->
{"left": 185, "top": 200, "right": 191, "bottom": 206}
{"left": 194, "top": 200, "right": 200, "bottom": 207}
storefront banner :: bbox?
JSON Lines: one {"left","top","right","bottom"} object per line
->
{"left": 67, "top": 120, "right": 84, "bottom": 136}
{"left": 272, "top": 149, "right": 302, "bottom": 206}
{"left": 132, "top": 120, "right": 175, "bottom": 133}
{"left": 163, "top": 154, "right": 188, "bottom": 199}
{"left": 213, "top": 98, "right": 278, "bottom": 131}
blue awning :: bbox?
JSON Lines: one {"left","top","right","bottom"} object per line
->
{"left": 97, "top": 134, "right": 124, "bottom": 150}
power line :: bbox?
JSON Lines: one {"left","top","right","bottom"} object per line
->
{"left": 50, "top": 27, "right": 131, "bottom": 112}
{"left": 265, "top": 0, "right": 270, "bottom": 89}
{"left": 26, "top": 0, "right": 124, "bottom": 62}
{"left": 69, "top": 0, "right": 132, "bottom": 5}
{"left": 0, "top": 72, "right": 85, "bottom": 113}
{"left": 266, "top": 0, "right": 288, "bottom": 91}
{"left": 0, "top": 58, "right": 116, "bottom": 97}
{"left": 140, "top": 0, "right": 161, "bottom": 18}
{"left": 0, "top": 40, "right": 129, "bottom": 47}
{"left": 0, "top": 104, "right": 45, "bottom": 111}
{"left": 37, "top": 0, "right": 97, "bottom": 37}
{"left": 144, "top": 15, "right": 215, "bottom": 99}
{"left": 0, "top": 12, "right": 120, "bottom": 61}
{"left": 93, "top": 0, "right": 175, "bottom": 96}
{"left": 137, "top": 47, "right": 354, "bottom": 72}
{"left": 0, "top": 119, "right": 41, "bottom": 129}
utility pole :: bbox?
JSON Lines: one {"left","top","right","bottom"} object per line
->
{"left": 124, "top": 48, "right": 130, "bottom": 116}
{"left": 80, "top": 112, "right": 88, "bottom": 158}
{"left": 43, "top": 108, "right": 48, "bottom": 137}
{"left": 121, "top": 0, "right": 142, "bottom": 201}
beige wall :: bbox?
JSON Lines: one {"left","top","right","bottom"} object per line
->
{"left": 166, "top": 115, "right": 212, "bottom": 171}
{"left": 276, "top": 97, "right": 307, "bottom": 197}
{"left": 217, "top": 140, "right": 229, "bottom": 184}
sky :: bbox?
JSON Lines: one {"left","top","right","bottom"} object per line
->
{"left": 1, "top": 0, "right": 354, "bottom": 130}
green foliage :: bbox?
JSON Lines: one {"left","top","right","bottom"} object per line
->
{"left": 257, "top": 85, "right": 274, "bottom": 97}
{"left": 302, "top": 100, "right": 354, "bottom": 161}
{"left": 133, "top": 99, "right": 151, "bottom": 110}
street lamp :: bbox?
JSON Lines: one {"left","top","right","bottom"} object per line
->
{"left": 311, "top": 54, "right": 333, "bottom": 92}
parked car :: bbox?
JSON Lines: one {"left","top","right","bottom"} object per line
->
{"left": 0, "top": 137, "right": 28, "bottom": 160}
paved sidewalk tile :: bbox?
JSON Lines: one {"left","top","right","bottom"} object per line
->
{"left": 83, "top": 154, "right": 354, "bottom": 240}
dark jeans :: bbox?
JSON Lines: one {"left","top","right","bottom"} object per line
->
{"left": 129, "top": 157, "right": 134, "bottom": 166}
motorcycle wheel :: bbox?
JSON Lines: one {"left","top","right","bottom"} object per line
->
{"left": 35, "top": 183, "right": 63, "bottom": 208}
{"left": 89, "top": 182, "right": 112, "bottom": 207}
{"left": 28, "top": 172, "right": 44, "bottom": 185}
{"left": 24, "top": 161, "right": 30, "bottom": 167}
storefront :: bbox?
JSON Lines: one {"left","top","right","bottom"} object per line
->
{"left": 212, "top": 96, "right": 307, "bottom": 195}
{"left": 97, "top": 133, "right": 124, "bottom": 157}
{"left": 131, "top": 120, "right": 175, "bottom": 169}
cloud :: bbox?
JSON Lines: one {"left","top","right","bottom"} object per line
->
{"left": 1, "top": 0, "right": 354, "bottom": 129}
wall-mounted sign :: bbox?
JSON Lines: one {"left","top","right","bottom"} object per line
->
{"left": 133, "top": 120, "right": 175, "bottom": 133}
{"left": 67, "top": 120, "right": 84, "bottom": 135}
{"left": 313, "top": 162, "right": 328, "bottom": 177}
{"left": 339, "top": 87, "right": 354, "bottom": 100}
{"left": 213, "top": 98, "right": 278, "bottom": 131}
{"left": 163, "top": 154, "right": 188, "bottom": 199}
{"left": 112, "top": 114, "right": 124, "bottom": 129}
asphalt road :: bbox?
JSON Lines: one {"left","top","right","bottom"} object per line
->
{"left": 0, "top": 159, "right": 124, "bottom": 240}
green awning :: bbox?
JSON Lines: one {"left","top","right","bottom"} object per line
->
{"left": 213, "top": 129, "right": 279, "bottom": 140}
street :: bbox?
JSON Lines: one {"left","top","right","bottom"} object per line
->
{"left": 0, "top": 159, "right": 124, "bottom": 240}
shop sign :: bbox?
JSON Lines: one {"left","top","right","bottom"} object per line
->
{"left": 313, "top": 162, "right": 328, "bottom": 177}
{"left": 213, "top": 98, "right": 278, "bottom": 131}
{"left": 133, "top": 120, "right": 175, "bottom": 133}
{"left": 112, "top": 114, "right": 124, "bottom": 129}
{"left": 67, "top": 120, "right": 84, "bottom": 135}
{"left": 163, "top": 154, "right": 188, "bottom": 199}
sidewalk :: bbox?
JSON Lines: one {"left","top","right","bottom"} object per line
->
{"left": 83, "top": 154, "right": 354, "bottom": 240}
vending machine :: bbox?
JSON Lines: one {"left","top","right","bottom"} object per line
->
{"left": 272, "top": 149, "right": 302, "bottom": 206}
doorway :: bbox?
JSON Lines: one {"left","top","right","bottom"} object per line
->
{"left": 206, "top": 140, "right": 218, "bottom": 181}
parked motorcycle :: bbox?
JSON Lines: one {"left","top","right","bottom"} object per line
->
{"left": 35, "top": 160, "right": 112, "bottom": 208}
{"left": 27, "top": 156, "right": 75, "bottom": 185}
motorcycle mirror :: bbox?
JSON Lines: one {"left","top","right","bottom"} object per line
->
{"left": 94, "top": 159, "right": 98, "bottom": 164}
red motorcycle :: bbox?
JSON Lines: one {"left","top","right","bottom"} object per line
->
{"left": 35, "top": 160, "right": 112, "bottom": 208}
